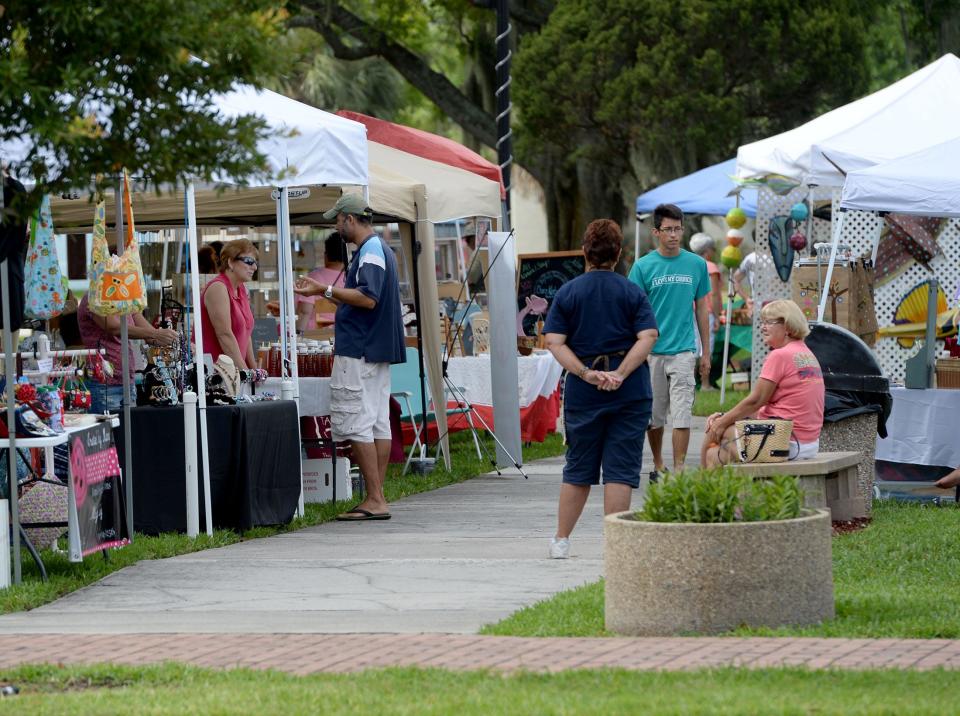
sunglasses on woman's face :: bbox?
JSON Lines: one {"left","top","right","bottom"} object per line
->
{"left": 236, "top": 256, "right": 258, "bottom": 267}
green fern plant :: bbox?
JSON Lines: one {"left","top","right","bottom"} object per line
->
{"left": 637, "top": 467, "right": 804, "bottom": 523}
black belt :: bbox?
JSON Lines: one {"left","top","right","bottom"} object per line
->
{"left": 578, "top": 350, "right": 626, "bottom": 372}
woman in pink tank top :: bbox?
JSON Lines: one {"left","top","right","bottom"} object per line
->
{"left": 200, "top": 239, "right": 257, "bottom": 368}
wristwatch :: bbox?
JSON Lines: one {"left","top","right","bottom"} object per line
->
{"left": 324, "top": 284, "right": 335, "bottom": 299}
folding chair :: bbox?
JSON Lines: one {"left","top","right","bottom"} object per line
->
{"left": 390, "top": 346, "right": 481, "bottom": 474}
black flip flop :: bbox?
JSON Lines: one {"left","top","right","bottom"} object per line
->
{"left": 335, "top": 508, "right": 392, "bottom": 521}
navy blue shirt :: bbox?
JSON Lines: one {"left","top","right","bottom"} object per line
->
{"left": 543, "top": 271, "right": 658, "bottom": 407}
{"left": 334, "top": 235, "right": 406, "bottom": 365}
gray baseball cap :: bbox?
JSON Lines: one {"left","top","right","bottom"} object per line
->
{"left": 322, "top": 193, "right": 373, "bottom": 220}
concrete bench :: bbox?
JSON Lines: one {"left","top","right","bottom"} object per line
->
{"left": 732, "top": 451, "right": 864, "bottom": 522}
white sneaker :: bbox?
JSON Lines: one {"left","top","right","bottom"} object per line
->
{"left": 549, "top": 537, "right": 570, "bottom": 559}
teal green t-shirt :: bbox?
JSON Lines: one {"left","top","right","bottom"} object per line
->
{"left": 627, "top": 249, "right": 709, "bottom": 355}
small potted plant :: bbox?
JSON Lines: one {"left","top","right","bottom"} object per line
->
{"left": 605, "top": 467, "right": 834, "bottom": 636}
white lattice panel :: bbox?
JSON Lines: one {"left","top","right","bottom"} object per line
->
{"left": 752, "top": 187, "right": 960, "bottom": 384}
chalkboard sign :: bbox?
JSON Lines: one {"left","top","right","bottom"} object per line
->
{"left": 516, "top": 251, "right": 585, "bottom": 335}
{"left": 68, "top": 422, "right": 130, "bottom": 560}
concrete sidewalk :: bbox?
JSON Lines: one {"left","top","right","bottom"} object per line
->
{"left": 0, "top": 418, "right": 707, "bottom": 636}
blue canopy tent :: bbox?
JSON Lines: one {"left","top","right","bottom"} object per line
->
{"left": 636, "top": 159, "right": 757, "bottom": 218}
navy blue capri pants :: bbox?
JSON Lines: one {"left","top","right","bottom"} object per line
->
{"left": 563, "top": 397, "right": 652, "bottom": 488}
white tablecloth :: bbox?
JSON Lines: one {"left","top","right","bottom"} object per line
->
{"left": 260, "top": 377, "right": 331, "bottom": 416}
{"left": 875, "top": 387, "right": 960, "bottom": 467}
{"left": 445, "top": 351, "right": 563, "bottom": 408}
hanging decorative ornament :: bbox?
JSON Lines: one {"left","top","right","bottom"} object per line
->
{"left": 720, "top": 244, "right": 743, "bottom": 269}
{"left": 725, "top": 207, "right": 747, "bottom": 229}
{"left": 789, "top": 231, "right": 807, "bottom": 251}
{"left": 725, "top": 228, "right": 744, "bottom": 246}
{"left": 790, "top": 202, "right": 809, "bottom": 222}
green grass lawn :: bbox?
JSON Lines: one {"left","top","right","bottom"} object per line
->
{"left": 1, "top": 663, "right": 958, "bottom": 715}
{"left": 482, "top": 501, "right": 960, "bottom": 639}
{"left": 2, "top": 431, "right": 565, "bottom": 614}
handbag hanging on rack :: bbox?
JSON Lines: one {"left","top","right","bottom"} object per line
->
{"left": 24, "top": 194, "right": 69, "bottom": 319}
{"left": 88, "top": 170, "right": 147, "bottom": 317}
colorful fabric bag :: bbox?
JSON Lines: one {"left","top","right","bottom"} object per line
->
{"left": 88, "top": 171, "right": 146, "bottom": 316}
{"left": 24, "top": 194, "right": 69, "bottom": 319}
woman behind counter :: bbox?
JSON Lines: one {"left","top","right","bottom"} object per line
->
{"left": 702, "top": 299, "right": 825, "bottom": 466}
{"left": 542, "top": 219, "right": 659, "bottom": 559}
{"left": 200, "top": 239, "right": 257, "bottom": 369}
{"left": 77, "top": 294, "right": 179, "bottom": 414}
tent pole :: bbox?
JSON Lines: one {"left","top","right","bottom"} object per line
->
{"left": 115, "top": 177, "right": 135, "bottom": 540}
{"left": 634, "top": 217, "right": 641, "bottom": 264}
{"left": 278, "top": 187, "right": 304, "bottom": 518}
{"left": 2, "top": 256, "right": 22, "bottom": 586}
{"left": 816, "top": 210, "right": 846, "bottom": 323}
{"left": 410, "top": 220, "right": 429, "bottom": 456}
{"left": 186, "top": 184, "right": 213, "bottom": 535}
{"left": 719, "top": 272, "right": 735, "bottom": 405}
{"left": 275, "top": 194, "right": 288, "bottom": 377}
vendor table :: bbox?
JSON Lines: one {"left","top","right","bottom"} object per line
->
{"left": 118, "top": 401, "right": 301, "bottom": 535}
{"left": 443, "top": 351, "right": 563, "bottom": 443}
{"left": 260, "top": 377, "right": 330, "bottom": 416}
{"left": 874, "top": 388, "right": 960, "bottom": 499}
{"left": 875, "top": 388, "right": 960, "bottom": 468}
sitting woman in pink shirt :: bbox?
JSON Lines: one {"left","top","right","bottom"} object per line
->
{"left": 702, "top": 299, "right": 825, "bottom": 466}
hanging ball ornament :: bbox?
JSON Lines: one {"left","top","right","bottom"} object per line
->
{"left": 720, "top": 244, "right": 743, "bottom": 269}
{"left": 789, "top": 231, "right": 807, "bottom": 251}
{"left": 725, "top": 207, "right": 747, "bottom": 229}
{"left": 790, "top": 202, "right": 809, "bottom": 222}
{"left": 725, "top": 228, "right": 744, "bottom": 247}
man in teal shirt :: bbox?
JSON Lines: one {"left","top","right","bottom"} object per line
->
{"left": 628, "top": 204, "right": 711, "bottom": 478}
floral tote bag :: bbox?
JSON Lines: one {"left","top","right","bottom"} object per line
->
{"left": 24, "top": 194, "right": 69, "bottom": 319}
{"left": 88, "top": 171, "right": 147, "bottom": 316}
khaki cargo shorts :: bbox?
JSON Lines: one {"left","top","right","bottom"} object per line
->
{"left": 648, "top": 351, "right": 697, "bottom": 429}
{"left": 329, "top": 355, "right": 391, "bottom": 443}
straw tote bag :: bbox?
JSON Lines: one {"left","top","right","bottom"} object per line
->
{"left": 734, "top": 418, "right": 794, "bottom": 463}
{"left": 24, "top": 194, "right": 69, "bottom": 319}
{"left": 88, "top": 171, "right": 146, "bottom": 316}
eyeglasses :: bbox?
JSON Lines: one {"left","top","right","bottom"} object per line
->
{"left": 236, "top": 256, "right": 258, "bottom": 267}
{"left": 657, "top": 226, "right": 683, "bottom": 235}
{"left": 760, "top": 318, "right": 784, "bottom": 326}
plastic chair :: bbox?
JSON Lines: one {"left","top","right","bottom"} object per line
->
{"left": 390, "top": 346, "right": 481, "bottom": 474}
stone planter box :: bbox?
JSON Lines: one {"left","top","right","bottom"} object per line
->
{"left": 604, "top": 508, "right": 834, "bottom": 636}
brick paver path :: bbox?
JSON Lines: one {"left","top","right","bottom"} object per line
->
{"left": 2, "top": 634, "right": 960, "bottom": 673}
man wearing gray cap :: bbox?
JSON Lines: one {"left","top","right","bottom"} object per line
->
{"left": 295, "top": 193, "right": 406, "bottom": 521}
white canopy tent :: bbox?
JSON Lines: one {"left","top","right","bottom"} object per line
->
{"left": 737, "top": 53, "right": 960, "bottom": 185}
{"left": 735, "top": 53, "right": 960, "bottom": 325}
{"left": 4, "top": 84, "right": 369, "bottom": 543}
{"left": 840, "top": 135, "right": 960, "bottom": 217}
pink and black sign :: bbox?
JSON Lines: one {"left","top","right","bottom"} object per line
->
{"left": 69, "top": 423, "right": 130, "bottom": 556}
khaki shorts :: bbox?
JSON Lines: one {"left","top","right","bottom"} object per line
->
{"left": 329, "top": 355, "right": 391, "bottom": 443}
{"left": 649, "top": 352, "right": 697, "bottom": 429}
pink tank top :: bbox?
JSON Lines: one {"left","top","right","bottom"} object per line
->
{"left": 200, "top": 273, "right": 254, "bottom": 363}
{"left": 76, "top": 295, "right": 135, "bottom": 384}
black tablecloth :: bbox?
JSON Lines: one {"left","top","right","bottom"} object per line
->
{"left": 117, "top": 401, "right": 301, "bottom": 535}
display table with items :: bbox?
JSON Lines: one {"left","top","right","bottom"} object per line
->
{"left": 437, "top": 351, "right": 563, "bottom": 443}
{"left": 874, "top": 387, "right": 960, "bottom": 500}
{"left": 117, "top": 400, "right": 301, "bottom": 534}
